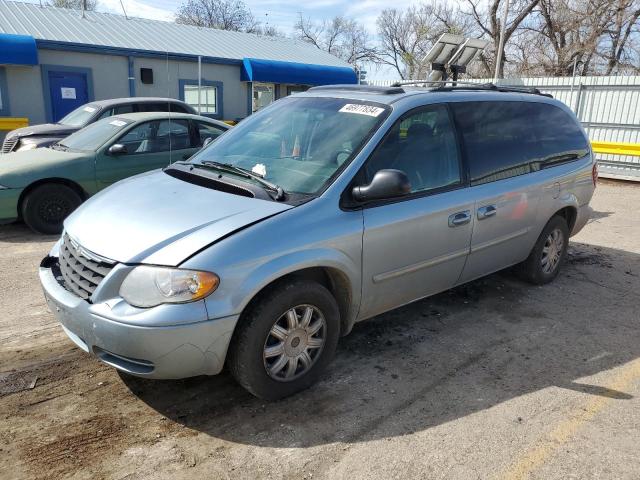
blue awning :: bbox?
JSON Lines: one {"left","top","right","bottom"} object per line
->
{"left": 241, "top": 58, "right": 356, "bottom": 85}
{"left": 0, "top": 33, "right": 38, "bottom": 66}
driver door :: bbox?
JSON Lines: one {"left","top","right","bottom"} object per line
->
{"left": 95, "top": 119, "right": 198, "bottom": 188}
{"left": 358, "top": 105, "right": 474, "bottom": 320}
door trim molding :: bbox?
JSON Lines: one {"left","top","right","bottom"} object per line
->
{"left": 372, "top": 247, "right": 469, "bottom": 284}
{"left": 40, "top": 64, "right": 94, "bottom": 122}
{"left": 469, "top": 227, "right": 530, "bottom": 254}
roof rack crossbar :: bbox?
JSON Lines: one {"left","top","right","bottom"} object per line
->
{"left": 391, "top": 80, "right": 552, "bottom": 97}
{"left": 308, "top": 84, "right": 405, "bottom": 95}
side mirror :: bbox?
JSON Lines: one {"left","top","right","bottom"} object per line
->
{"left": 202, "top": 137, "right": 214, "bottom": 148}
{"left": 352, "top": 169, "right": 411, "bottom": 202}
{"left": 108, "top": 144, "right": 127, "bottom": 155}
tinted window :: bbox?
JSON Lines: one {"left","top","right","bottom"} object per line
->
{"left": 195, "top": 120, "right": 226, "bottom": 146}
{"left": 452, "top": 101, "right": 589, "bottom": 186}
{"left": 529, "top": 103, "right": 589, "bottom": 170}
{"left": 136, "top": 102, "right": 169, "bottom": 112}
{"left": 118, "top": 119, "right": 191, "bottom": 154}
{"left": 365, "top": 105, "right": 461, "bottom": 193}
{"left": 452, "top": 101, "right": 539, "bottom": 185}
{"left": 114, "top": 104, "right": 134, "bottom": 115}
{"left": 97, "top": 108, "right": 113, "bottom": 120}
{"left": 170, "top": 103, "right": 191, "bottom": 113}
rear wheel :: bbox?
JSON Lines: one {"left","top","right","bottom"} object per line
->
{"left": 228, "top": 279, "right": 340, "bottom": 400}
{"left": 516, "top": 215, "right": 569, "bottom": 285}
{"left": 21, "top": 183, "right": 82, "bottom": 234}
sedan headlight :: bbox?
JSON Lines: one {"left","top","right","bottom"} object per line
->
{"left": 119, "top": 266, "right": 219, "bottom": 308}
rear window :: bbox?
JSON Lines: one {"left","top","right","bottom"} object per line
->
{"left": 451, "top": 101, "right": 588, "bottom": 186}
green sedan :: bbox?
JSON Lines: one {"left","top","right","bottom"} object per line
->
{"left": 0, "top": 112, "right": 229, "bottom": 234}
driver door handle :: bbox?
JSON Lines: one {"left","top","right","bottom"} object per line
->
{"left": 448, "top": 210, "right": 471, "bottom": 227}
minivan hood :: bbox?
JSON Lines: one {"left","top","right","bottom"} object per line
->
{"left": 64, "top": 170, "right": 293, "bottom": 266}
{"left": 7, "top": 123, "right": 78, "bottom": 140}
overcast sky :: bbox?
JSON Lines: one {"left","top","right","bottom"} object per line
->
{"left": 20, "top": 0, "right": 418, "bottom": 79}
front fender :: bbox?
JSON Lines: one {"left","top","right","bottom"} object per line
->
{"left": 202, "top": 247, "right": 361, "bottom": 329}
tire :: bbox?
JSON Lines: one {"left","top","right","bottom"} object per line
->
{"left": 228, "top": 279, "right": 340, "bottom": 400}
{"left": 21, "top": 183, "right": 82, "bottom": 235}
{"left": 516, "top": 215, "right": 569, "bottom": 285}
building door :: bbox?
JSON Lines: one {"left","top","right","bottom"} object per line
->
{"left": 48, "top": 70, "right": 89, "bottom": 122}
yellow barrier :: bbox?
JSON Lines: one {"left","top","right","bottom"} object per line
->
{"left": 591, "top": 140, "right": 640, "bottom": 157}
{"left": 0, "top": 117, "right": 29, "bottom": 131}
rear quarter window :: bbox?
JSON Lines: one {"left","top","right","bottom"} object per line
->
{"left": 451, "top": 101, "right": 589, "bottom": 186}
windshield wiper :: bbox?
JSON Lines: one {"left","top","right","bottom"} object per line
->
{"left": 199, "top": 160, "right": 285, "bottom": 200}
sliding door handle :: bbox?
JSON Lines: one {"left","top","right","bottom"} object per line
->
{"left": 477, "top": 205, "right": 497, "bottom": 220}
{"left": 448, "top": 210, "right": 471, "bottom": 227}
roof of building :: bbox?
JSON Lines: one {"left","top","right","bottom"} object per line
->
{"left": 0, "top": 1, "right": 349, "bottom": 67}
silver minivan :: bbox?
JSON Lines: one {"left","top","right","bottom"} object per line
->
{"left": 39, "top": 84, "right": 596, "bottom": 400}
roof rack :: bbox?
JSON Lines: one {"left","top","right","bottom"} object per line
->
{"left": 391, "top": 80, "right": 552, "bottom": 97}
{"left": 308, "top": 84, "right": 406, "bottom": 95}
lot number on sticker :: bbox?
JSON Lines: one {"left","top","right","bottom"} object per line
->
{"left": 109, "top": 120, "right": 127, "bottom": 127}
{"left": 339, "top": 104, "right": 385, "bottom": 117}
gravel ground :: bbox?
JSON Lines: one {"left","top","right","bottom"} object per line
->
{"left": 1, "top": 180, "right": 639, "bottom": 480}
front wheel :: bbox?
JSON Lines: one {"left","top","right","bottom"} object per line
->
{"left": 228, "top": 280, "right": 340, "bottom": 400}
{"left": 516, "top": 215, "right": 569, "bottom": 285}
{"left": 21, "top": 183, "right": 82, "bottom": 235}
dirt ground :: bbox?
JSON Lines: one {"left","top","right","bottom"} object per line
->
{"left": 1, "top": 180, "right": 639, "bottom": 480}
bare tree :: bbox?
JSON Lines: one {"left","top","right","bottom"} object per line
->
{"left": 464, "top": 0, "right": 541, "bottom": 77}
{"left": 48, "top": 0, "right": 97, "bottom": 10}
{"left": 376, "top": 2, "right": 474, "bottom": 80}
{"left": 294, "top": 15, "right": 378, "bottom": 65}
{"left": 176, "top": 0, "right": 260, "bottom": 33}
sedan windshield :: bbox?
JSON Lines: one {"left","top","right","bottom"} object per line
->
{"left": 190, "top": 96, "right": 389, "bottom": 195}
{"left": 58, "top": 104, "right": 100, "bottom": 127}
{"left": 59, "top": 118, "right": 132, "bottom": 151}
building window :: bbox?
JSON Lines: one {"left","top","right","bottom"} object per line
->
{"left": 287, "top": 85, "right": 309, "bottom": 96}
{"left": 184, "top": 84, "right": 216, "bottom": 114}
{"left": 179, "top": 79, "right": 223, "bottom": 119}
{"left": 253, "top": 83, "right": 274, "bottom": 112}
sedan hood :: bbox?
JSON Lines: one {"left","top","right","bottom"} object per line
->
{"left": 64, "top": 170, "right": 293, "bottom": 266}
{"left": 8, "top": 123, "right": 78, "bottom": 140}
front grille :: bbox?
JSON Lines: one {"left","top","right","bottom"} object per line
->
{"left": 1, "top": 137, "right": 18, "bottom": 154}
{"left": 58, "top": 233, "right": 115, "bottom": 301}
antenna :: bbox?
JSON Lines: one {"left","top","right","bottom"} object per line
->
{"left": 423, "top": 34, "right": 489, "bottom": 84}
{"left": 119, "top": 0, "right": 129, "bottom": 20}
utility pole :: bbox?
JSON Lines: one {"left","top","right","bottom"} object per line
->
{"left": 493, "top": 0, "right": 510, "bottom": 82}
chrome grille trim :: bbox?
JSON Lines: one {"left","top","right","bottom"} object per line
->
{"left": 58, "top": 233, "right": 115, "bottom": 301}
{"left": 1, "top": 137, "right": 18, "bottom": 154}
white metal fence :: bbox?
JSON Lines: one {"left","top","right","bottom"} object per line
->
{"left": 368, "top": 76, "right": 640, "bottom": 180}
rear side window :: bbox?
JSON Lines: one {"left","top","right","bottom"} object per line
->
{"left": 136, "top": 102, "right": 169, "bottom": 113}
{"left": 170, "top": 103, "right": 192, "bottom": 113}
{"left": 452, "top": 101, "right": 588, "bottom": 186}
{"left": 529, "top": 103, "right": 589, "bottom": 170}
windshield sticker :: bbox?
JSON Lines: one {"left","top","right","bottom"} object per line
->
{"left": 252, "top": 163, "right": 267, "bottom": 177}
{"left": 83, "top": 106, "right": 97, "bottom": 113}
{"left": 339, "top": 104, "right": 385, "bottom": 117}
{"left": 109, "top": 120, "right": 127, "bottom": 127}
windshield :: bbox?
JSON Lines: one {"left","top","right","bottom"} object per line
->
{"left": 59, "top": 118, "right": 132, "bottom": 151}
{"left": 191, "top": 96, "right": 389, "bottom": 195}
{"left": 58, "top": 104, "right": 100, "bottom": 127}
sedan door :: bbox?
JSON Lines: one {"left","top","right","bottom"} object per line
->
{"left": 95, "top": 118, "right": 198, "bottom": 188}
{"left": 357, "top": 104, "right": 473, "bottom": 320}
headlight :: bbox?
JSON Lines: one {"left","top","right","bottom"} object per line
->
{"left": 16, "top": 142, "right": 38, "bottom": 152}
{"left": 0, "top": 185, "right": 8, "bottom": 190}
{"left": 119, "top": 266, "right": 219, "bottom": 308}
